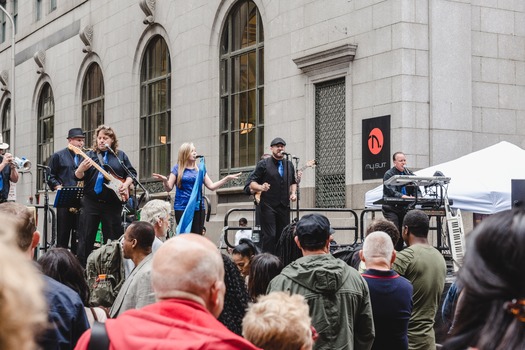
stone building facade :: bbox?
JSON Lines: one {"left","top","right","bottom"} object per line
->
{"left": 0, "top": 0, "right": 523, "bottom": 242}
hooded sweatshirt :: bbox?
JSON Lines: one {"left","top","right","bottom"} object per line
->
{"left": 268, "top": 254, "right": 375, "bottom": 350}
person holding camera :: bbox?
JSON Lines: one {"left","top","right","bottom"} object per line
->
{"left": 0, "top": 139, "right": 18, "bottom": 203}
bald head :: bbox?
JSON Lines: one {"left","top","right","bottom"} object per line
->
{"left": 152, "top": 234, "right": 225, "bottom": 316}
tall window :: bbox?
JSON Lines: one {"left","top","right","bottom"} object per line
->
{"left": 82, "top": 63, "right": 104, "bottom": 144}
{"left": 36, "top": 0, "right": 42, "bottom": 21}
{"left": 220, "top": 0, "right": 264, "bottom": 178}
{"left": 1, "top": 99, "right": 10, "bottom": 146}
{"left": 37, "top": 83, "right": 54, "bottom": 189}
{"left": 140, "top": 36, "right": 171, "bottom": 181}
{"left": 0, "top": 1, "right": 6, "bottom": 43}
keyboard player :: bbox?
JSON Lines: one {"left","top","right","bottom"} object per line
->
{"left": 382, "top": 152, "right": 420, "bottom": 250}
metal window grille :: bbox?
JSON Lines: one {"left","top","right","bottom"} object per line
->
{"left": 315, "top": 78, "right": 346, "bottom": 208}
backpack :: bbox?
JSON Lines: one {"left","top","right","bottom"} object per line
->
{"left": 86, "top": 237, "right": 125, "bottom": 308}
{"left": 332, "top": 243, "right": 363, "bottom": 270}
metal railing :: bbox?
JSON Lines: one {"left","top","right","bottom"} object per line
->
{"left": 222, "top": 207, "right": 359, "bottom": 249}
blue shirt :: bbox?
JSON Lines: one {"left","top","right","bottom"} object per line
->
{"left": 362, "top": 269, "right": 413, "bottom": 350}
{"left": 38, "top": 275, "right": 90, "bottom": 350}
{"left": 171, "top": 164, "right": 206, "bottom": 211}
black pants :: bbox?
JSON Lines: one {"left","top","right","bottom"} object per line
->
{"left": 175, "top": 208, "right": 205, "bottom": 235}
{"left": 56, "top": 207, "right": 79, "bottom": 253}
{"left": 77, "top": 196, "right": 124, "bottom": 265}
{"left": 382, "top": 204, "right": 407, "bottom": 251}
{"left": 259, "top": 202, "right": 290, "bottom": 255}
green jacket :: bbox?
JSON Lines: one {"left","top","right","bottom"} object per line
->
{"left": 268, "top": 254, "right": 375, "bottom": 350}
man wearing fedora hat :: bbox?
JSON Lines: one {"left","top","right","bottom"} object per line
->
{"left": 268, "top": 213, "right": 375, "bottom": 350}
{"left": 248, "top": 137, "right": 297, "bottom": 254}
{"left": 47, "top": 128, "right": 86, "bottom": 253}
{"left": 0, "top": 135, "right": 18, "bottom": 203}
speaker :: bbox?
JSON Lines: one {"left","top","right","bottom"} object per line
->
{"left": 511, "top": 179, "right": 525, "bottom": 208}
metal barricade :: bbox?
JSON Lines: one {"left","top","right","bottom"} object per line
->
{"left": 222, "top": 207, "right": 359, "bottom": 249}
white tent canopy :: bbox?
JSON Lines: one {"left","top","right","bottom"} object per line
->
{"left": 365, "top": 141, "right": 525, "bottom": 214}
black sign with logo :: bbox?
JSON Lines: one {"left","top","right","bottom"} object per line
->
{"left": 362, "top": 115, "right": 390, "bottom": 180}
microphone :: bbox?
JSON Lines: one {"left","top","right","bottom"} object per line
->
{"left": 403, "top": 165, "right": 412, "bottom": 175}
{"left": 280, "top": 151, "right": 291, "bottom": 156}
{"left": 104, "top": 143, "right": 117, "bottom": 156}
{"left": 37, "top": 164, "right": 50, "bottom": 169}
{"left": 292, "top": 156, "right": 300, "bottom": 160}
{"left": 196, "top": 155, "right": 204, "bottom": 159}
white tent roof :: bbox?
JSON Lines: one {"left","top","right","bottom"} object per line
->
{"left": 365, "top": 141, "right": 525, "bottom": 214}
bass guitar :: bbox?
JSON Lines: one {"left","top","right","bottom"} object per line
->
{"left": 254, "top": 159, "right": 317, "bottom": 205}
{"left": 68, "top": 144, "right": 129, "bottom": 203}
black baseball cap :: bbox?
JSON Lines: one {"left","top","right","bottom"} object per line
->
{"left": 270, "top": 137, "right": 286, "bottom": 146}
{"left": 67, "top": 128, "right": 85, "bottom": 139}
{"left": 295, "top": 213, "right": 335, "bottom": 247}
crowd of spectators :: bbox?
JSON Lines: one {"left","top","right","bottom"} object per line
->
{"left": 1, "top": 199, "right": 523, "bottom": 350}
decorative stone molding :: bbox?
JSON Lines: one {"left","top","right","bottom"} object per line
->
{"left": 139, "top": 0, "right": 156, "bottom": 25}
{"left": 34, "top": 50, "right": 46, "bottom": 74}
{"left": 0, "top": 70, "right": 8, "bottom": 91}
{"left": 79, "top": 25, "right": 94, "bottom": 53}
{"left": 292, "top": 43, "right": 358, "bottom": 75}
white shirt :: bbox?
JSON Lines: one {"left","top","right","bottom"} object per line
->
{"left": 235, "top": 229, "right": 253, "bottom": 246}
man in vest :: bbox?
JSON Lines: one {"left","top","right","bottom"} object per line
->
{"left": 249, "top": 137, "right": 297, "bottom": 254}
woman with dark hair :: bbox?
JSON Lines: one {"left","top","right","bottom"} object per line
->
{"left": 232, "top": 238, "right": 260, "bottom": 280}
{"left": 38, "top": 247, "right": 108, "bottom": 326}
{"left": 218, "top": 254, "right": 250, "bottom": 336}
{"left": 443, "top": 209, "right": 525, "bottom": 350}
{"left": 248, "top": 253, "right": 283, "bottom": 301}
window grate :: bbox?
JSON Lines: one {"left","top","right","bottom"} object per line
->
{"left": 315, "top": 78, "right": 346, "bottom": 208}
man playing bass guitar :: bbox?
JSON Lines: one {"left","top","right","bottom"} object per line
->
{"left": 74, "top": 125, "right": 137, "bottom": 266}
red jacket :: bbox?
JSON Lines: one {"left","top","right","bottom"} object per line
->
{"left": 75, "top": 299, "right": 260, "bottom": 350}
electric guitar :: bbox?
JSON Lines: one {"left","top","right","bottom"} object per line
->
{"left": 254, "top": 159, "right": 317, "bottom": 205}
{"left": 68, "top": 144, "right": 129, "bottom": 203}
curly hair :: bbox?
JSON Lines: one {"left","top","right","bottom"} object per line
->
{"left": 243, "top": 292, "right": 313, "bottom": 350}
{"left": 91, "top": 125, "right": 119, "bottom": 153}
{"left": 218, "top": 254, "right": 250, "bottom": 336}
{"left": 366, "top": 219, "right": 400, "bottom": 247}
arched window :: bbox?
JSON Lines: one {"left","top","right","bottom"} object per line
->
{"left": 1, "top": 99, "right": 10, "bottom": 146}
{"left": 140, "top": 35, "right": 171, "bottom": 181}
{"left": 37, "top": 83, "right": 54, "bottom": 189}
{"left": 82, "top": 63, "right": 104, "bottom": 144}
{"left": 220, "top": 0, "right": 264, "bottom": 177}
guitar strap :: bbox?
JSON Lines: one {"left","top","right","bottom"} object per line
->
{"left": 97, "top": 152, "right": 105, "bottom": 167}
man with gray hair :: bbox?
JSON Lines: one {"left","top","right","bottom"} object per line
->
{"left": 124, "top": 199, "right": 171, "bottom": 277}
{"left": 359, "top": 231, "right": 413, "bottom": 350}
{"left": 75, "top": 234, "right": 260, "bottom": 349}
{"left": 139, "top": 199, "right": 171, "bottom": 242}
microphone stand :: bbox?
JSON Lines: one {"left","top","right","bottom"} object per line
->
{"left": 36, "top": 165, "right": 56, "bottom": 253}
{"left": 293, "top": 156, "right": 300, "bottom": 222}
{"left": 283, "top": 153, "right": 293, "bottom": 223}
{"left": 105, "top": 145, "right": 149, "bottom": 217}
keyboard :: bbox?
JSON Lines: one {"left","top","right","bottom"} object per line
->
{"left": 373, "top": 197, "right": 452, "bottom": 207}
{"left": 384, "top": 175, "right": 451, "bottom": 187}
